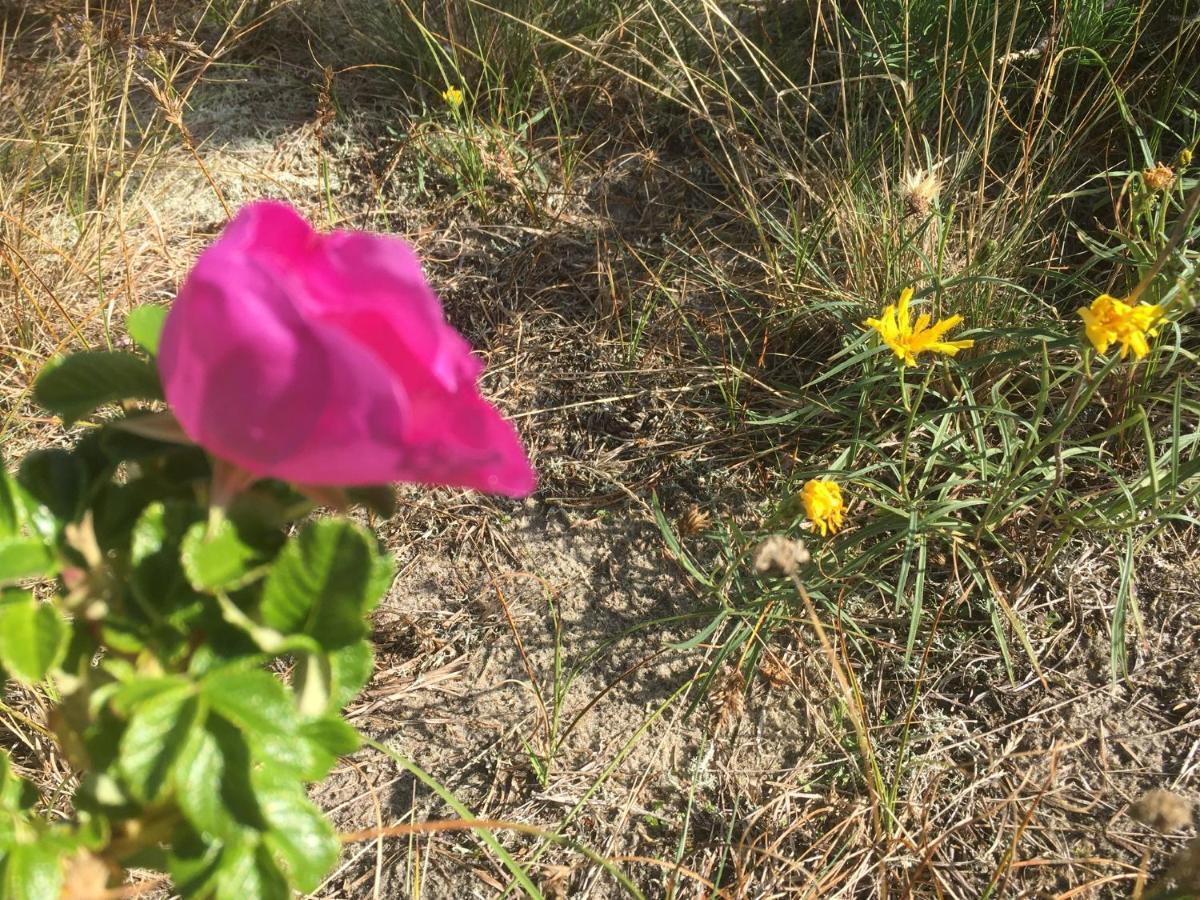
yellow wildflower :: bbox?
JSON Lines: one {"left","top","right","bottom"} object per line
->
{"left": 864, "top": 288, "right": 974, "bottom": 366}
{"left": 803, "top": 479, "right": 845, "bottom": 537}
{"left": 1077, "top": 293, "right": 1165, "bottom": 359}
{"left": 442, "top": 86, "right": 464, "bottom": 108}
{"left": 1180, "top": 147, "right": 1193, "bottom": 167}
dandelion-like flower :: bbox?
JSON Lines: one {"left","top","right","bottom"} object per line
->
{"left": 802, "top": 479, "right": 845, "bottom": 537}
{"left": 442, "top": 86, "right": 464, "bottom": 108}
{"left": 1077, "top": 293, "right": 1165, "bottom": 359}
{"left": 864, "top": 288, "right": 974, "bottom": 366}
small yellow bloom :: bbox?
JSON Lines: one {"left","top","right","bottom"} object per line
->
{"left": 1180, "top": 147, "right": 1193, "bottom": 167}
{"left": 803, "top": 479, "right": 845, "bottom": 537}
{"left": 1077, "top": 293, "right": 1165, "bottom": 359}
{"left": 442, "top": 86, "right": 464, "bottom": 108}
{"left": 864, "top": 288, "right": 974, "bottom": 366}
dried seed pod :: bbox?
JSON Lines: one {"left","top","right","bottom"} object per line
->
{"left": 1143, "top": 163, "right": 1176, "bottom": 192}
{"left": 759, "top": 652, "right": 792, "bottom": 689}
{"left": 903, "top": 169, "right": 942, "bottom": 218}
{"left": 677, "top": 505, "right": 712, "bottom": 536}
{"left": 711, "top": 668, "right": 746, "bottom": 733}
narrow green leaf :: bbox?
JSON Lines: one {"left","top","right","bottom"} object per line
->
{"left": 33, "top": 351, "right": 162, "bottom": 425}
{"left": 0, "top": 593, "right": 67, "bottom": 684}
{"left": 651, "top": 493, "right": 713, "bottom": 588}
{"left": 0, "top": 470, "right": 22, "bottom": 536}
{"left": 126, "top": 306, "right": 169, "bottom": 356}
{"left": 0, "top": 750, "right": 37, "bottom": 818}
{"left": 118, "top": 687, "right": 203, "bottom": 802}
{"left": 369, "top": 739, "right": 546, "bottom": 900}
{"left": 668, "top": 610, "right": 727, "bottom": 651}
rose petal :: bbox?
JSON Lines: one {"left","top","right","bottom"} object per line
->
{"left": 158, "top": 201, "right": 536, "bottom": 496}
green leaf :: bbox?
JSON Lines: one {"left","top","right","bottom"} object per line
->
{"left": 175, "top": 728, "right": 229, "bottom": 838}
{"left": 253, "top": 730, "right": 322, "bottom": 783}
{"left": 260, "top": 520, "right": 389, "bottom": 650}
{"left": 0, "top": 751, "right": 25, "bottom": 812}
{"left": 126, "top": 305, "right": 169, "bottom": 356}
{"left": 297, "top": 716, "right": 361, "bottom": 781}
{"left": 202, "top": 669, "right": 328, "bottom": 779}
{"left": 0, "top": 471, "right": 34, "bottom": 539}
{"left": 0, "top": 539, "right": 56, "bottom": 586}
{"left": 33, "top": 351, "right": 163, "bottom": 425}
{"left": 328, "top": 641, "right": 374, "bottom": 711}
{"left": 131, "top": 501, "right": 203, "bottom": 617}
{"left": 118, "top": 686, "right": 203, "bottom": 802}
{"left": 214, "top": 840, "right": 289, "bottom": 900}
{"left": 167, "top": 827, "right": 224, "bottom": 898}
{"left": 0, "top": 474, "right": 18, "bottom": 537}
{"left": 0, "top": 593, "right": 67, "bottom": 684}
{"left": 0, "top": 751, "right": 38, "bottom": 832}
{"left": 202, "top": 669, "right": 297, "bottom": 739}
{"left": 0, "top": 468, "right": 56, "bottom": 548}
{"left": 98, "top": 618, "right": 146, "bottom": 655}
{"left": 16, "top": 450, "right": 85, "bottom": 527}
{"left": 2, "top": 840, "right": 65, "bottom": 900}
{"left": 108, "top": 676, "right": 190, "bottom": 717}
{"left": 253, "top": 770, "right": 338, "bottom": 893}
{"left": 205, "top": 718, "right": 264, "bottom": 830}
{"left": 181, "top": 519, "right": 263, "bottom": 593}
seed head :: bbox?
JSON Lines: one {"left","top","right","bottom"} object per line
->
{"left": 677, "top": 505, "right": 712, "bottom": 536}
{"left": 759, "top": 651, "right": 792, "bottom": 688}
{"left": 1143, "top": 163, "right": 1176, "bottom": 192}
{"left": 903, "top": 170, "right": 941, "bottom": 218}
{"left": 751, "top": 535, "right": 809, "bottom": 576}
{"left": 1129, "top": 789, "right": 1193, "bottom": 833}
{"left": 710, "top": 668, "right": 746, "bottom": 733}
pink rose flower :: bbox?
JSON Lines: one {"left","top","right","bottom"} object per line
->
{"left": 157, "top": 201, "right": 535, "bottom": 497}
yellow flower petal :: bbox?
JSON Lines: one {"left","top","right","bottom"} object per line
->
{"left": 1077, "top": 294, "right": 1164, "bottom": 360}
{"left": 803, "top": 479, "right": 845, "bottom": 536}
{"left": 865, "top": 290, "right": 973, "bottom": 366}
